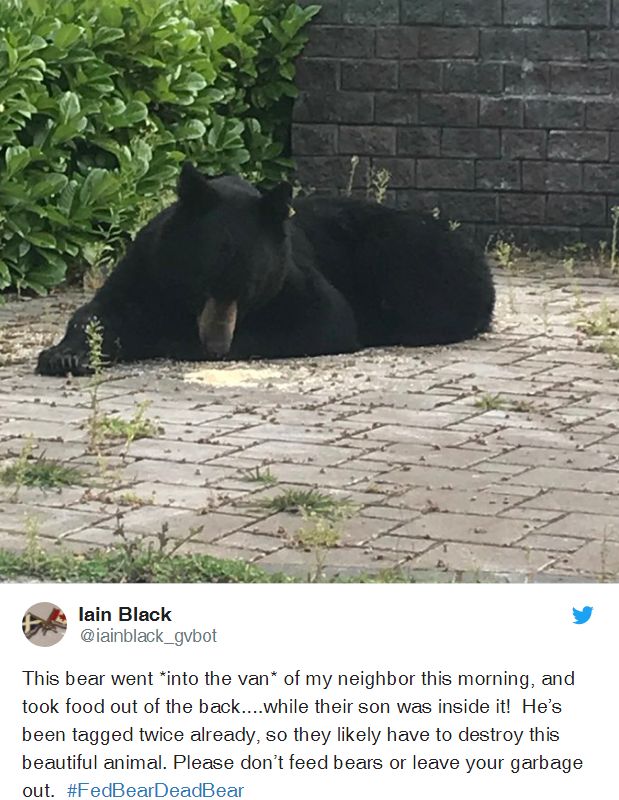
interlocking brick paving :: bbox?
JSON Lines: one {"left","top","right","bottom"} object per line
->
{"left": 1, "top": 264, "right": 618, "bottom": 581}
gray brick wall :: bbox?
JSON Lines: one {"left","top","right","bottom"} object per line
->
{"left": 292, "top": 0, "right": 619, "bottom": 246}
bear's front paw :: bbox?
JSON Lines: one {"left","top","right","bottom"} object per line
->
{"left": 36, "top": 346, "right": 93, "bottom": 377}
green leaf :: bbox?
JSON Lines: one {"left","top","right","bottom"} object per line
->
{"left": 98, "top": 5, "right": 123, "bottom": 27}
{"left": 130, "top": 140, "right": 153, "bottom": 179}
{"left": 30, "top": 173, "right": 69, "bottom": 199}
{"left": 5, "top": 145, "right": 31, "bottom": 177}
{"left": 174, "top": 119, "right": 206, "bottom": 141}
{"left": 119, "top": 99, "right": 148, "bottom": 126}
{"left": 58, "top": 91, "right": 81, "bottom": 123}
{"left": 176, "top": 30, "right": 201, "bottom": 53}
{"left": 24, "top": 257, "right": 67, "bottom": 290}
{"left": 53, "top": 24, "right": 83, "bottom": 50}
{"left": 0, "top": 259, "right": 11, "bottom": 288}
{"left": 79, "top": 168, "right": 118, "bottom": 205}
{"left": 26, "top": 231, "right": 57, "bottom": 249}
{"left": 43, "top": 206, "right": 70, "bottom": 225}
{"left": 175, "top": 72, "right": 207, "bottom": 93}
{"left": 57, "top": 180, "right": 79, "bottom": 216}
{"left": 93, "top": 28, "right": 125, "bottom": 47}
{"left": 132, "top": 54, "right": 166, "bottom": 69}
{"left": 51, "top": 116, "right": 88, "bottom": 145}
{"left": 231, "top": 3, "right": 250, "bottom": 24}
{"left": 25, "top": 0, "right": 47, "bottom": 16}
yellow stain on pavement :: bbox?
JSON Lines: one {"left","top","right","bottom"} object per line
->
{"left": 183, "top": 366, "right": 281, "bottom": 386}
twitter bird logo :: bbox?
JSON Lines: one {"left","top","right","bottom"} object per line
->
{"left": 573, "top": 606, "right": 593, "bottom": 624}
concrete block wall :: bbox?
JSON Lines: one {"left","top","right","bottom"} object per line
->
{"left": 292, "top": 0, "right": 619, "bottom": 247}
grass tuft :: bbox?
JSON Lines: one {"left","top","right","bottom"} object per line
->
{"left": 0, "top": 522, "right": 292, "bottom": 584}
{"left": 1, "top": 442, "right": 85, "bottom": 489}
{"left": 96, "top": 403, "right": 162, "bottom": 444}
{"left": 576, "top": 302, "right": 619, "bottom": 337}
{"left": 240, "top": 466, "right": 278, "bottom": 486}
{"left": 474, "top": 393, "right": 505, "bottom": 411}
{"left": 253, "top": 487, "right": 355, "bottom": 520}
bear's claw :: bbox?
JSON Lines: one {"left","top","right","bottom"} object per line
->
{"left": 37, "top": 347, "right": 93, "bottom": 377}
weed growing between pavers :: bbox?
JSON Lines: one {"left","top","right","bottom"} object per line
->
{"left": 474, "top": 393, "right": 506, "bottom": 411}
{"left": 115, "top": 491, "right": 155, "bottom": 508}
{"left": 252, "top": 487, "right": 355, "bottom": 520}
{"left": 3, "top": 523, "right": 615, "bottom": 583}
{"left": 84, "top": 317, "right": 106, "bottom": 453}
{"left": 245, "top": 486, "right": 357, "bottom": 581}
{"left": 488, "top": 236, "right": 521, "bottom": 313}
{"left": 473, "top": 393, "right": 540, "bottom": 414}
{"left": 0, "top": 440, "right": 86, "bottom": 491}
{"left": 611, "top": 206, "right": 619, "bottom": 273}
{"left": 562, "top": 255, "right": 584, "bottom": 310}
{"left": 0, "top": 542, "right": 433, "bottom": 583}
{"left": 593, "top": 337, "right": 619, "bottom": 366}
{"left": 0, "top": 543, "right": 290, "bottom": 584}
{"left": 490, "top": 237, "right": 516, "bottom": 271}
{"left": 239, "top": 466, "right": 278, "bottom": 486}
{"left": 0, "top": 520, "right": 428, "bottom": 584}
{"left": 84, "top": 319, "right": 162, "bottom": 454}
{"left": 294, "top": 514, "right": 342, "bottom": 583}
{"left": 94, "top": 402, "right": 163, "bottom": 445}
{"left": 2, "top": 521, "right": 291, "bottom": 584}
{"left": 0, "top": 519, "right": 408, "bottom": 584}
{"left": 577, "top": 301, "right": 619, "bottom": 337}
{"left": 576, "top": 301, "right": 619, "bottom": 368}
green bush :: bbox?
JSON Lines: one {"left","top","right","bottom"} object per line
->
{"left": 0, "top": 0, "right": 319, "bottom": 293}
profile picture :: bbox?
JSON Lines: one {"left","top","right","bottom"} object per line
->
{"left": 22, "top": 603, "right": 68, "bottom": 647}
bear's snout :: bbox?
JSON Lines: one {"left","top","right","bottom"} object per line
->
{"left": 197, "top": 298, "right": 238, "bottom": 358}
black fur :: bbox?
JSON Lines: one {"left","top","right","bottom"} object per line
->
{"left": 37, "top": 164, "right": 494, "bottom": 376}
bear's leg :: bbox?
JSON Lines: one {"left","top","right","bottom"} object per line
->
{"left": 36, "top": 296, "right": 158, "bottom": 376}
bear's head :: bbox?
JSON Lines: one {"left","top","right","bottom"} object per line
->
{"left": 159, "top": 162, "right": 293, "bottom": 358}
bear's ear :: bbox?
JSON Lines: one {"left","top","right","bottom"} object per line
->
{"left": 177, "top": 162, "right": 218, "bottom": 210}
{"left": 260, "top": 182, "right": 294, "bottom": 224}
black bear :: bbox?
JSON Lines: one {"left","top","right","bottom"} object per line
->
{"left": 37, "top": 163, "right": 494, "bottom": 376}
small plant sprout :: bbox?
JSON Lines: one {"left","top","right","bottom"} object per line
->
{"left": 492, "top": 237, "right": 518, "bottom": 312}
{"left": 85, "top": 316, "right": 105, "bottom": 373}
{"left": 595, "top": 337, "right": 619, "bottom": 367}
{"left": 576, "top": 302, "right": 619, "bottom": 337}
{"left": 563, "top": 256, "right": 583, "bottom": 310}
{"left": 240, "top": 466, "right": 278, "bottom": 486}
{"left": 610, "top": 205, "right": 619, "bottom": 273}
{"left": 116, "top": 491, "right": 155, "bottom": 508}
{"left": 366, "top": 165, "right": 391, "bottom": 204}
{"left": 85, "top": 316, "right": 106, "bottom": 453}
{"left": 597, "top": 240, "right": 608, "bottom": 273}
{"left": 474, "top": 393, "right": 506, "bottom": 411}
{"left": 84, "top": 317, "right": 160, "bottom": 454}
{"left": 576, "top": 301, "right": 619, "bottom": 369}
{"left": 493, "top": 238, "right": 515, "bottom": 271}
{"left": 96, "top": 401, "right": 162, "bottom": 448}
{"left": 346, "top": 155, "right": 359, "bottom": 197}
{"left": 295, "top": 513, "right": 341, "bottom": 582}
